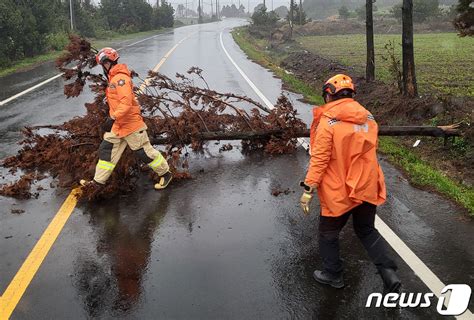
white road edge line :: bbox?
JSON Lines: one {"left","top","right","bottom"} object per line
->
{"left": 220, "top": 29, "right": 473, "bottom": 319}
{"left": 376, "top": 217, "right": 472, "bottom": 319}
{"left": 219, "top": 30, "right": 309, "bottom": 151}
{"left": 0, "top": 74, "right": 63, "bottom": 106}
{"left": 0, "top": 32, "right": 166, "bottom": 107}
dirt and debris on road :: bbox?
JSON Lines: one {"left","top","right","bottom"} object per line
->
{"left": 271, "top": 187, "right": 291, "bottom": 197}
{"left": 219, "top": 143, "right": 234, "bottom": 152}
{"left": 0, "top": 173, "right": 40, "bottom": 199}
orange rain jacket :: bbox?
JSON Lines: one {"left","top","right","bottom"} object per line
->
{"left": 305, "top": 98, "right": 386, "bottom": 217}
{"left": 106, "top": 64, "right": 146, "bottom": 137}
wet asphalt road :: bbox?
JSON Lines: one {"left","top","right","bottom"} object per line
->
{"left": 1, "top": 19, "right": 473, "bottom": 319}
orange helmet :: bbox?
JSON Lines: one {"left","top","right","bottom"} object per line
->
{"left": 96, "top": 47, "right": 119, "bottom": 65}
{"left": 322, "top": 74, "right": 355, "bottom": 96}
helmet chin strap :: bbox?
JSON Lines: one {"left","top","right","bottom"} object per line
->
{"left": 102, "top": 65, "right": 110, "bottom": 79}
{"left": 101, "top": 60, "right": 117, "bottom": 80}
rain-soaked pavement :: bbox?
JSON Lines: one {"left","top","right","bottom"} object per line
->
{"left": 0, "top": 19, "right": 473, "bottom": 319}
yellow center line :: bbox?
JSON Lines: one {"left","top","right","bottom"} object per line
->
{"left": 139, "top": 32, "right": 195, "bottom": 92}
{"left": 0, "top": 189, "right": 81, "bottom": 319}
{"left": 0, "top": 32, "right": 193, "bottom": 320}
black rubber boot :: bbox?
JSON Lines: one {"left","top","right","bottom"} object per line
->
{"left": 313, "top": 270, "right": 344, "bottom": 289}
{"left": 379, "top": 268, "right": 401, "bottom": 294}
{"left": 154, "top": 171, "right": 173, "bottom": 190}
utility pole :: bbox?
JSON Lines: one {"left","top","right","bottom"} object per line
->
{"left": 366, "top": 0, "right": 375, "bottom": 81}
{"left": 198, "top": 0, "right": 202, "bottom": 23}
{"left": 402, "top": 0, "right": 418, "bottom": 96}
{"left": 299, "top": 0, "right": 302, "bottom": 25}
{"left": 69, "top": 0, "right": 74, "bottom": 31}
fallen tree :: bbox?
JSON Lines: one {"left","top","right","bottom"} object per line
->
{"left": 0, "top": 35, "right": 461, "bottom": 200}
{"left": 148, "top": 125, "right": 460, "bottom": 145}
{"left": 0, "top": 35, "right": 307, "bottom": 200}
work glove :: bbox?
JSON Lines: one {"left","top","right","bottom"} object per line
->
{"left": 101, "top": 116, "right": 115, "bottom": 132}
{"left": 299, "top": 182, "right": 317, "bottom": 215}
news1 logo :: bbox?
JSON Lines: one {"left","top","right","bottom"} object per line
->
{"left": 366, "top": 284, "right": 472, "bottom": 316}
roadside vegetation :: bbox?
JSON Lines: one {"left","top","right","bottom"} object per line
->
{"left": 0, "top": 0, "right": 175, "bottom": 76}
{"left": 379, "top": 137, "right": 474, "bottom": 213}
{"left": 233, "top": 30, "right": 323, "bottom": 105}
{"left": 232, "top": 15, "right": 474, "bottom": 215}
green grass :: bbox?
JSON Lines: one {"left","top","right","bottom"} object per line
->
{"left": 0, "top": 28, "right": 171, "bottom": 78}
{"left": 234, "top": 28, "right": 473, "bottom": 216}
{"left": 232, "top": 29, "right": 324, "bottom": 105}
{"left": 379, "top": 137, "right": 474, "bottom": 215}
{"left": 297, "top": 33, "right": 474, "bottom": 97}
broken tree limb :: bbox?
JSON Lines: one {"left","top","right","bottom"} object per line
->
{"left": 378, "top": 125, "right": 460, "bottom": 137}
{"left": 149, "top": 125, "right": 461, "bottom": 145}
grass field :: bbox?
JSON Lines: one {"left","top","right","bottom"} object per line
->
{"left": 297, "top": 33, "right": 474, "bottom": 97}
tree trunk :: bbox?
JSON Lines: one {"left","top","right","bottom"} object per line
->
{"left": 402, "top": 0, "right": 418, "bottom": 97}
{"left": 289, "top": 0, "right": 294, "bottom": 39}
{"left": 366, "top": 0, "right": 375, "bottom": 82}
{"left": 299, "top": 0, "right": 303, "bottom": 25}
{"left": 149, "top": 125, "right": 460, "bottom": 145}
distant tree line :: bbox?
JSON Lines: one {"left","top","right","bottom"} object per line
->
{"left": 0, "top": 0, "right": 174, "bottom": 68}
{"left": 303, "top": 0, "right": 458, "bottom": 20}
{"left": 220, "top": 4, "right": 247, "bottom": 17}
{"left": 175, "top": 4, "right": 198, "bottom": 18}
{"left": 390, "top": 0, "right": 441, "bottom": 22}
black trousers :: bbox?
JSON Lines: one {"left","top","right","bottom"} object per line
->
{"left": 318, "top": 202, "right": 397, "bottom": 275}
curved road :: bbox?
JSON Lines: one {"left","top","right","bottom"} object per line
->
{"left": 0, "top": 19, "right": 472, "bottom": 319}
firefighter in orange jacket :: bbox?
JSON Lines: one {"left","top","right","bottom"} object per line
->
{"left": 80, "top": 47, "right": 172, "bottom": 190}
{"left": 300, "top": 74, "right": 400, "bottom": 292}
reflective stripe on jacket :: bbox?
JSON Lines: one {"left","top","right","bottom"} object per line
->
{"left": 106, "top": 64, "right": 146, "bottom": 137}
{"left": 305, "top": 98, "right": 386, "bottom": 217}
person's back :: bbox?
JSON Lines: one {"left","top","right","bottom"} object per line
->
{"left": 300, "top": 74, "right": 400, "bottom": 293}
{"left": 309, "top": 97, "right": 386, "bottom": 217}
{"left": 106, "top": 63, "right": 144, "bottom": 138}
